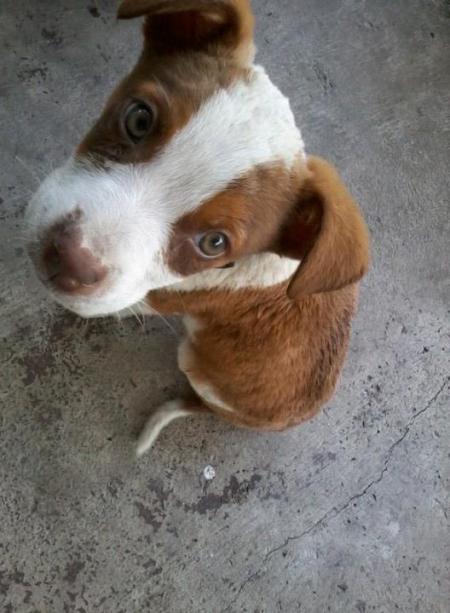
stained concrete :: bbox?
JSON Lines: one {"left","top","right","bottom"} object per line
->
{"left": 1, "top": 0, "right": 449, "bottom": 611}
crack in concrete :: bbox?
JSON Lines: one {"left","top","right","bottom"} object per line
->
{"left": 227, "top": 377, "right": 449, "bottom": 608}
{"left": 224, "top": 569, "right": 260, "bottom": 611}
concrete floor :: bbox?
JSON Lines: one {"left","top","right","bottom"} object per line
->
{"left": 1, "top": 0, "right": 449, "bottom": 611}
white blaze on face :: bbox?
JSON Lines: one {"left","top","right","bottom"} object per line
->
{"left": 27, "top": 66, "right": 305, "bottom": 318}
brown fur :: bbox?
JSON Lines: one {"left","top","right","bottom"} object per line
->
{"left": 149, "top": 283, "right": 358, "bottom": 430}
{"left": 77, "top": 53, "right": 246, "bottom": 163}
{"left": 167, "top": 160, "right": 308, "bottom": 277}
{"left": 284, "top": 157, "right": 370, "bottom": 298}
{"left": 118, "top": 0, "right": 254, "bottom": 64}
{"left": 148, "top": 157, "right": 370, "bottom": 430}
{"left": 167, "top": 156, "right": 370, "bottom": 294}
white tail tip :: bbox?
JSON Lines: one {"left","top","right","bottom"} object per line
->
{"left": 136, "top": 400, "right": 191, "bottom": 457}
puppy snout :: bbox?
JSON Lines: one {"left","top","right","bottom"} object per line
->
{"left": 39, "top": 221, "right": 108, "bottom": 295}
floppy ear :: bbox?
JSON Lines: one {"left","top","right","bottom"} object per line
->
{"left": 278, "top": 157, "right": 370, "bottom": 299}
{"left": 117, "top": 0, "right": 254, "bottom": 62}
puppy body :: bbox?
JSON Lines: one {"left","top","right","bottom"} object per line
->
{"left": 26, "top": 0, "right": 370, "bottom": 455}
{"left": 136, "top": 284, "right": 357, "bottom": 455}
{"left": 135, "top": 156, "right": 362, "bottom": 455}
{"left": 150, "top": 281, "right": 357, "bottom": 430}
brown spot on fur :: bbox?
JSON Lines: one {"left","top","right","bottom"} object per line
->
{"left": 167, "top": 156, "right": 370, "bottom": 296}
{"left": 167, "top": 161, "right": 306, "bottom": 276}
{"left": 118, "top": 0, "right": 254, "bottom": 64}
{"left": 284, "top": 157, "right": 371, "bottom": 298}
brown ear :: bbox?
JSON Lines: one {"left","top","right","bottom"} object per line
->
{"left": 279, "top": 157, "right": 370, "bottom": 299}
{"left": 117, "top": 0, "right": 254, "bottom": 62}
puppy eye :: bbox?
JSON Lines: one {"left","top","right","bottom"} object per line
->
{"left": 197, "top": 231, "right": 229, "bottom": 258}
{"left": 124, "top": 102, "right": 155, "bottom": 142}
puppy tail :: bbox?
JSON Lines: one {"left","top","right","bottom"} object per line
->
{"left": 136, "top": 398, "right": 208, "bottom": 457}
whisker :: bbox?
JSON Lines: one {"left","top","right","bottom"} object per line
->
{"left": 140, "top": 300, "right": 179, "bottom": 337}
{"left": 113, "top": 312, "right": 126, "bottom": 334}
{"left": 79, "top": 317, "right": 91, "bottom": 337}
{"left": 15, "top": 155, "right": 42, "bottom": 185}
{"left": 137, "top": 310, "right": 147, "bottom": 331}
{"left": 22, "top": 223, "right": 42, "bottom": 232}
{"left": 9, "top": 237, "right": 32, "bottom": 247}
{"left": 129, "top": 305, "right": 146, "bottom": 332}
{"left": 136, "top": 299, "right": 150, "bottom": 312}
{"left": 174, "top": 288, "right": 189, "bottom": 313}
{"left": 4, "top": 191, "right": 33, "bottom": 204}
{"left": 10, "top": 230, "right": 39, "bottom": 244}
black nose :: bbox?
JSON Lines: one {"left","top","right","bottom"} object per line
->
{"left": 39, "top": 220, "right": 108, "bottom": 295}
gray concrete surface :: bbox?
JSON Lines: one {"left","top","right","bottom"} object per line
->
{"left": 1, "top": 0, "right": 449, "bottom": 611}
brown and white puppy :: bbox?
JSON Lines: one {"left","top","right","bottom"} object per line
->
{"left": 26, "top": 0, "right": 370, "bottom": 456}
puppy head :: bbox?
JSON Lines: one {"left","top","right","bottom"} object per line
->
{"left": 26, "top": 0, "right": 307, "bottom": 317}
{"left": 26, "top": 0, "right": 368, "bottom": 319}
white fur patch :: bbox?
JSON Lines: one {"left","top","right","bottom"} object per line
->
{"left": 172, "top": 253, "right": 299, "bottom": 292}
{"left": 183, "top": 315, "right": 203, "bottom": 338}
{"left": 190, "top": 382, "right": 236, "bottom": 413}
{"left": 27, "top": 66, "right": 305, "bottom": 317}
{"left": 136, "top": 400, "right": 191, "bottom": 456}
{"left": 177, "top": 339, "right": 236, "bottom": 413}
{"left": 177, "top": 338, "right": 194, "bottom": 373}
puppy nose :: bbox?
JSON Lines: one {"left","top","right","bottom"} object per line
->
{"left": 42, "top": 224, "right": 107, "bottom": 294}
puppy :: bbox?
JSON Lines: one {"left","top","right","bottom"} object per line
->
{"left": 26, "top": 0, "right": 370, "bottom": 456}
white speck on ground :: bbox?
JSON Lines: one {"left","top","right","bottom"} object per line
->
{"left": 203, "top": 465, "right": 216, "bottom": 481}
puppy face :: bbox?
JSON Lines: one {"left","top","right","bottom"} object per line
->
{"left": 26, "top": 0, "right": 306, "bottom": 317}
